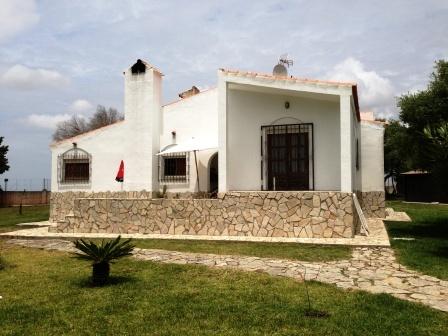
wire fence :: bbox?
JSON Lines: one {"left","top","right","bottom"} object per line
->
{"left": 1, "top": 178, "right": 51, "bottom": 191}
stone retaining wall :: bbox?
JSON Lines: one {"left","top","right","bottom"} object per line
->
{"left": 50, "top": 191, "right": 155, "bottom": 222}
{"left": 50, "top": 191, "right": 207, "bottom": 222}
{"left": 357, "top": 191, "right": 386, "bottom": 218}
{"left": 52, "top": 191, "right": 356, "bottom": 238}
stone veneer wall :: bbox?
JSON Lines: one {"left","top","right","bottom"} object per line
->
{"left": 52, "top": 191, "right": 356, "bottom": 238}
{"left": 50, "top": 191, "right": 207, "bottom": 222}
{"left": 50, "top": 191, "right": 155, "bottom": 222}
{"left": 357, "top": 191, "right": 386, "bottom": 218}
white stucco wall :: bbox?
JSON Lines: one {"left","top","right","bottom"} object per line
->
{"left": 50, "top": 123, "right": 127, "bottom": 192}
{"left": 124, "top": 67, "right": 162, "bottom": 191}
{"left": 360, "top": 121, "right": 384, "bottom": 192}
{"left": 51, "top": 63, "right": 163, "bottom": 192}
{"left": 339, "top": 94, "right": 353, "bottom": 192}
{"left": 226, "top": 88, "right": 341, "bottom": 191}
{"left": 50, "top": 62, "right": 374, "bottom": 195}
{"left": 159, "top": 88, "right": 218, "bottom": 193}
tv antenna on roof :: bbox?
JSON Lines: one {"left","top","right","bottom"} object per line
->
{"left": 273, "top": 53, "right": 293, "bottom": 77}
{"left": 279, "top": 53, "right": 293, "bottom": 67}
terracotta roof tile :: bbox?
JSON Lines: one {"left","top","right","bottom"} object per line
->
{"left": 220, "top": 68, "right": 360, "bottom": 121}
{"left": 219, "top": 68, "right": 356, "bottom": 87}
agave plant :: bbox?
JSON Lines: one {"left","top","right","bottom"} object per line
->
{"left": 74, "top": 236, "right": 135, "bottom": 285}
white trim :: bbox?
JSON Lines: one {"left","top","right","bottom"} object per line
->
{"left": 340, "top": 94, "right": 353, "bottom": 192}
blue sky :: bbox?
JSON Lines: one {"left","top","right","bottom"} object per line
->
{"left": 0, "top": 0, "right": 447, "bottom": 190}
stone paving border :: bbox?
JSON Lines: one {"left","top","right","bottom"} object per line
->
{"left": 385, "top": 208, "right": 412, "bottom": 222}
{"left": 5, "top": 238, "right": 447, "bottom": 312}
{"left": 0, "top": 218, "right": 390, "bottom": 247}
{"left": 16, "top": 221, "right": 52, "bottom": 227}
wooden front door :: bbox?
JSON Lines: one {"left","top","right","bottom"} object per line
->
{"left": 267, "top": 132, "right": 309, "bottom": 190}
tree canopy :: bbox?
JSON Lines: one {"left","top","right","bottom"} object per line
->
{"left": 397, "top": 60, "right": 448, "bottom": 171}
{"left": 385, "top": 60, "right": 448, "bottom": 193}
{"left": 0, "top": 136, "right": 10, "bottom": 175}
{"left": 53, "top": 105, "right": 123, "bottom": 141}
{"left": 383, "top": 120, "right": 412, "bottom": 177}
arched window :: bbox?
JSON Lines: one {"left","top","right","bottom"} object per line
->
{"left": 58, "top": 145, "right": 91, "bottom": 184}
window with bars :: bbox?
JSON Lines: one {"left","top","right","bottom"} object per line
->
{"left": 159, "top": 152, "right": 189, "bottom": 183}
{"left": 58, "top": 147, "right": 91, "bottom": 185}
{"left": 64, "top": 161, "right": 89, "bottom": 182}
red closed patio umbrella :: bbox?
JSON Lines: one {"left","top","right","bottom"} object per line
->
{"left": 115, "top": 160, "right": 124, "bottom": 182}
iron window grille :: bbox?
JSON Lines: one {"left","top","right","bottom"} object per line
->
{"left": 58, "top": 147, "right": 91, "bottom": 185}
{"left": 159, "top": 152, "right": 190, "bottom": 183}
{"left": 261, "top": 123, "right": 314, "bottom": 191}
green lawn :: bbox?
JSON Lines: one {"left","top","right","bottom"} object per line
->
{"left": 0, "top": 244, "right": 446, "bottom": 336}
{"left": 130, "top": 239, "right": 351, "bottom": 262}
{"left": 386, "top": 201, "right": 448, "bottom": 280}
{"left": 0, "top": 205, "right": 49, "bottom": 233}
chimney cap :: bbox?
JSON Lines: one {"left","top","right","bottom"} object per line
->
{"left": 124, "top": 59, "right": 164, "bottom": 76}
{"left": 131, "top": 59, "right": 146, "bottom": 74}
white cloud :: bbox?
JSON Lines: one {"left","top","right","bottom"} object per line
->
{"left": 0, "top": 0, "right": 39, "bottom": 43}
{"left": 68, "top": 99, "right": 94, "bottom": 114}
{"left": 24, "top": 113, "right": 71, "bottom": 130}
{"left": 326, "top": 58, "right": 396, "bottom": 118}
{"left": 0, "top": 64, "right": 70, "bottom": 90}
{"left": 23, "top": 99, "right": 93, "bottom": 130}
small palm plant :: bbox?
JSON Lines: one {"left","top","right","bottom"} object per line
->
{"left": 73, "top": 236, "right": 135, "bottom": 285}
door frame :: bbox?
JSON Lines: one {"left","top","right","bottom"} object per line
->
{"left": 208, "top": 152, "right": 218, "bottom": 194}
{"left": 260, "top": 123, "right": 314, "bottom": 191}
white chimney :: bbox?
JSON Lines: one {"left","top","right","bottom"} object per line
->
{"left": 123, "top": 59, "right": 162, "bottom": 192}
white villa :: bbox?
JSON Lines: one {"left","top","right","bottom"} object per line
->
{"left": 49, "top": 59, "right": 385, "bottom": 239}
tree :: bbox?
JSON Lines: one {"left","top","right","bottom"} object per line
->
{"left": 398, "top": 60, "right": 448, "bottom": 170}
{"left": 390, "top": 60, "right": 448, "bottom": 198}
{"left": 88, "top": 105, "right": 123, "bottom": 130}
{"left": 383, "top": 120, "right": 413, "bottom": 194}
{"left": 53, "top": 115, "right": 89, "bottom": 141}
{"left": 423, "top": 122, "right": 448, "bottom": 191}
{"left": 384, "top": 120, "right": 412, "bottom": 177}
{"left": 53, "top": 105, "right": 123, "bottom": 141}
{"left": 0, "top": 137, "right": 10, "bottom": 175}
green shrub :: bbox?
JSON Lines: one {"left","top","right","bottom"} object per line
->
{"left": 73, "top": 236, "right": 134, "bottom": 285}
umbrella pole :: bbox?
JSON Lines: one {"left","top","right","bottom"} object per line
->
{"left": 193, "top": 150, "right": 200, "bottom": 193}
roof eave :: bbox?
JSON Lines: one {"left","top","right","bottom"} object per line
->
{"left": 50, "top": 120, "right": 124, "bottom": 148}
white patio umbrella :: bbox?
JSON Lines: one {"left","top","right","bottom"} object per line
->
{"left": 157, "top": 137, "right": 218, "bottom": 191}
